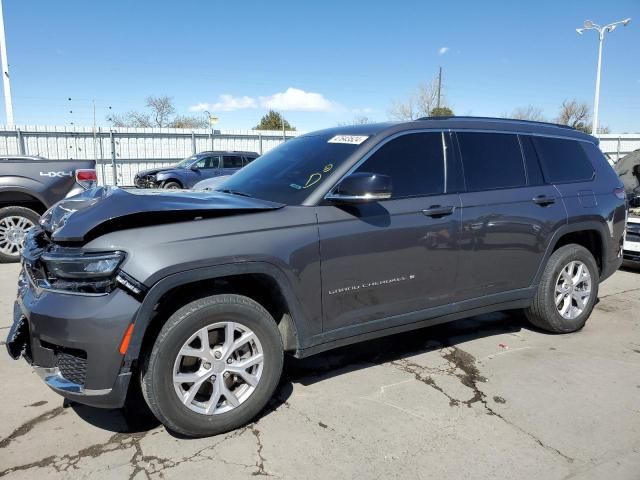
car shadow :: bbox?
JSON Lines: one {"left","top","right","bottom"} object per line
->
{"left": 281, "top": 310, "right": 530, "bottom": 388}
{"left": 70, "top": 310, "right": 534, "bottom": 435}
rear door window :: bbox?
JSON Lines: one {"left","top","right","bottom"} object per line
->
{"left": 456, "top": 132, "right": 526, "bottom": 191}
{"left": 223, "top": 155, "right": 243, "bottom": 168}
{"left": 531, "top": 136, "right": 594, "bottom": 183}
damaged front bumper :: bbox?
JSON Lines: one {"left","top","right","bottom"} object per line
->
{"left": 133, "top": 175, "right": 159, "bottom": 188}
{"left": 5, "top": 269, "right": 141, "bottom": 409}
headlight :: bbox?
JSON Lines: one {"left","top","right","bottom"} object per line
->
{"left": 41, "top": 251, "right": 125, "bottom": 279}
{"left": 36, "top": 251, "right": 125, "bottom": 295}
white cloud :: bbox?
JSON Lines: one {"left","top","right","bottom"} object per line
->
{"left": 189, "top": 95, "right": 257, "bottom": 112}
{"left": 190, "top": 87, "right": 336, "bottom": 113}
{"left": 189, "top": 102, "right": 210, "bottom": 112}
{"left": 259, "top": 87, "right": 334, "bottom": 112}
{"left": 438, "top": 47, "right": 449, "bottom": 56}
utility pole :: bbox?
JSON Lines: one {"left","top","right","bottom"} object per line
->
{"left": 436, "top": 66, "right": 442, "bottom": 110}
{"left": 0, "top": 0, "right": 14, "bottom": 126}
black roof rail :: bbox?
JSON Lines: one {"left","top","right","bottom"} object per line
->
{"left": 414, "top": 116, "right": 576, "bottom": 130}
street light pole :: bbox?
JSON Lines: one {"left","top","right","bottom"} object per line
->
{"left": 592, "top": 30, "right": 604, "bottom": 136}
{"left": 576, "top": 17, "right": 631, "bottom": 135}
{"left": 204, "top": 110, "right": 212, "bottom": 150}
{"left": 0, "top": 0, "right": 14, "bottom": 126}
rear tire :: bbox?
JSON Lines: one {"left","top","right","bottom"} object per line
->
{"left": 0, "top": 206, "right": 39, "bottom": 263}
{"left": 525, "top": 244, "right": 599, "bottom": 333}
{"left": 141, "top": 294, "right": 283, "bottom": 437}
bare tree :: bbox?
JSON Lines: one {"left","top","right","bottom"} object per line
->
{"left": 169, "top": 115, "right": 208, "bottom": 129}
{"left": 109, "top": 96, "right": 206, "bottom": 129}
{"left": 509, "top": 105, "right": 545, "bottom": 122}
{"left": 109, "top": 111, "right": 152, "bottom": 128}
{"left": 556, "top": 100, "right": 591, "bottom": 133}
{"left": 146, "top": 96, "right": 175, "bottom": 127}
{"left": 388, "top": 78, "right": 448, "bottom": 120}
{"left": 388, "top": 97, "right": 416, "bottom": 121}
{"left": 352, "top": 115, "right": 373, "bottom": 124}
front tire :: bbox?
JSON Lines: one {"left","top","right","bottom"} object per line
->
{"left": 141, "top": 294, "right": 283, "bottom": 437}
{"left": 163, "top": 181, "right": 182, "bottom": 189}
{"left": 525, "top": 244, "right": 599, "bottom": 333}
{"left": 0, "top": 206, "right": 39, "bottom": 263}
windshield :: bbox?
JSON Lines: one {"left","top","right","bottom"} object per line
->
{"left": 217, "top": 134, "right": 365, "bottom": 204}
{"left": 174, "top": 155, "right": 199, "bottom": 169}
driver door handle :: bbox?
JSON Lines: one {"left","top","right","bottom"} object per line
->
{"left": 422, "top": 205, "right": 455, "bottom": 218}
{"left": 532, "top": 195, "right": 556, "bottom": 206}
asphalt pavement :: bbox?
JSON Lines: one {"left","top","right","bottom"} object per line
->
{"left": 1, "top": 263, "right": 639, "bottom": 479}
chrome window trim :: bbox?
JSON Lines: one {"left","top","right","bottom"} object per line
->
{"left": 320, "top": 127, "right": 595, "bottom": 203}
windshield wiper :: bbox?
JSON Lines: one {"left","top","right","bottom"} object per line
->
{"left": 217, "top": 189, "right": 253, "bottom": 198}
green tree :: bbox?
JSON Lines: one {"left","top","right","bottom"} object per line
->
{"left": 429, "top": 107, "right": 454, "bottom": 117}
{"left": 255, "top": 110, "right": 295, "bottom": 131}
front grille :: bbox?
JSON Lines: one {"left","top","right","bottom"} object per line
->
{"left": 57, "top": 349, "right": 88, "bottom": 385}
{"left": 626, "top": 231, "right": 640, "bottom": 243}
{"left": 134, "top": 175, "right": 156, "bottom": 188}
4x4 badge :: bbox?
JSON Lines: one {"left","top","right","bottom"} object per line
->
{"left": 40, "top": 171, "right": 72, "bottom": 178}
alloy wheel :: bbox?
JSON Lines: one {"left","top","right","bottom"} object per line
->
{"left": 0, "top": 215, "right": 34, "bottom": 257}
{"left": 172, "top": 321, "right": 264, "bottom": 415}
{"left": 554, "top": 260, "right": 592, "bottom": 320}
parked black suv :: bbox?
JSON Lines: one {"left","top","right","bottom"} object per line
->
{"left": 6, "top": 117, "right": 626, "bottom": 437}
{"left": 134, "top": 151, "right": 258, "bottom": 189}
{"left": 0, "top": 156, "right": 96, "bottom": 262}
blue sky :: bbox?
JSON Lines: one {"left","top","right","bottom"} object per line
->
{"left": 2, "top": 0, "right": 639, "bottom": 132}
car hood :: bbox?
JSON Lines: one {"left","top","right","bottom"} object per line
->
{"left": 40, "top": 186, "right": 284, "bottom": 243}
{"left": 136, "top": 167, "right": 182, "bottom": 177}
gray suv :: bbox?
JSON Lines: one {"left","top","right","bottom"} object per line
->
{"left": 6, "top": 117, "right": 626, "bottom": 437}
{"left": 134, "top": 151, "right": 258, "bottom": 189}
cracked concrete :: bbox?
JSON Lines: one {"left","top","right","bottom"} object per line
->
{"left": 1, "top": 264, "right": 640, "bottom": 479}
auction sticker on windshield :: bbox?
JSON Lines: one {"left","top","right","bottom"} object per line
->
{"left": 328, "top": 135, "right": 369, "bottom": 145}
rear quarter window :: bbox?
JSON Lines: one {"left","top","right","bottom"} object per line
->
{"left": 532, "top": 137, "right": 594, "bottom": 183}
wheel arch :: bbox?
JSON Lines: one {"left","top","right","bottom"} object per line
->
{"left": 532, "top": 221, "right": 609, "bottom": 286}
{"left": 161, "top": 178, "right": 183, "bottom": 188}
{"left": 126, "top": 262, "right": 308, "bottom": 364}
{"left": 0, "top": 187, "right": 48, "bottom": 213}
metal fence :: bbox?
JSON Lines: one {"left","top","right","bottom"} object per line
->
{"left": 0, "top": 125, "right": 637, "bottom": 186}
{"left": 0, "top": 125, "right": 301, "bottom": 186}
{"left": 597, "top": 134, "right": 640, "bottom": 163}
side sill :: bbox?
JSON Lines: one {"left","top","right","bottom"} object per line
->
{"left": 295, "top": 295, "right": 533, "bottom": 359}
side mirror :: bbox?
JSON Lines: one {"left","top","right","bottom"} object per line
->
{"left": 326, "top": 172, "right": 392, "bottom": 203}
{"left": 191, "top": 165, "right": 200, "bottom": 171}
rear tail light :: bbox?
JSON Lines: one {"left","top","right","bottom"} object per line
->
{"left": 75, "top": 169, "right": 97, "bottom": 190}
{"left": 613, "top": 187, "right": 626, "bottom": 200}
